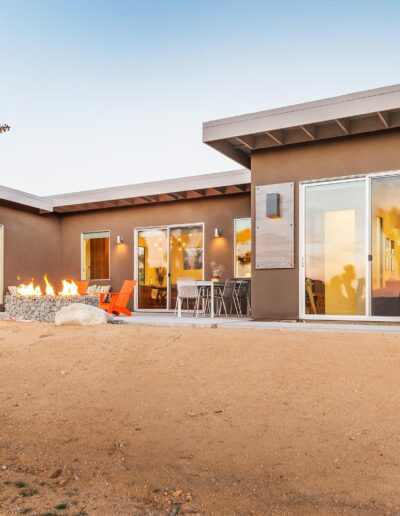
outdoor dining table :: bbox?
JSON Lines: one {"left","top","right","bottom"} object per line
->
{"left": 176, "top": 280, "right": 224, "bottom": 319}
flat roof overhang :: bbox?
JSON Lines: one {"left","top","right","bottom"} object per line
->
{"left": 0, "top": 185, "right": 53, "bottom": 213}
{"left": 203, "top": 84, "right": 400, "bottom": 167}
{"left": 49, "top": 169, "right": 251, "bottom": 213}
{"left": 0, "top": 170, "right": 250, "bottom": 214}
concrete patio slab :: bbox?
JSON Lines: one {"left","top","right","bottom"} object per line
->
{"left": 114, "top": 313, "right": 400, "bottom": 333}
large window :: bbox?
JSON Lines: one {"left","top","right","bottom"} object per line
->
{"left": 81, "top": 231, "right": 110, "bottom": 280}
{"left": 234, "top": 218, "right": 251, "bottom": 278}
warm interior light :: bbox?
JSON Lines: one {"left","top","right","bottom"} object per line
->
{"left": 116, "top": 235, "right": 124, "bottom": 244}
{"left": 214, "top": 228, "right": 222, "bottom": 238}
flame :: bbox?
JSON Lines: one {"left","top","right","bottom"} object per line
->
{"left": 16, "top": 276, "right": 79, "bottom": 296}
{"left": 58, "top": 279, "right": 79, "bottom": 296}
{"left": 17, "top": 281, "right": 42, "bottom": 296}
{"left": 44, "top": 274, "right": 55, "bottom": 296}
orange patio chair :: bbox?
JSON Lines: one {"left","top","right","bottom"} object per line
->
{"left": 75, "top": 280, "right": 89, "bottom": 295}
{"left": 99, "top": 280, "right": 136, "bottom": 316}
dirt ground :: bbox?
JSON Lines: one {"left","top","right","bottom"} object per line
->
{"left": 0, "top": 322, "right": 400, "bottom": 515}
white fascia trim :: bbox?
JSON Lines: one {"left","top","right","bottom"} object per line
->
{"left": 48, "top": 169, "right": 250, "bottom": 207}
{"left": 0, "top": 185, "right": 54, "bottom": 212}
{"left": 203, "top": 83, "right": 400, "bottom": 141}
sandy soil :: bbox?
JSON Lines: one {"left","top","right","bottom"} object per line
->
{"left": 0, "top": 321, "right": 400, "bottom": 515}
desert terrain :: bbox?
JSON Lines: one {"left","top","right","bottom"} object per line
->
{"left": 0, "top": 321, "right": 399, "bottom": 515}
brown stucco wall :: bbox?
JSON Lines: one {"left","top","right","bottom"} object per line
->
{"left": 251, "top": 129, "right": 400, "bottom": 320}
{"left": 60, "top": 193, "right": 250, "bottom": 308}
{"left": 0, "top": 204, "right": 61, "bottom": 294}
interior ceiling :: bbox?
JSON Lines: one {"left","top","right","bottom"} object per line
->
{"left": 53, "top": 183, "right": 251, "bottom": 214}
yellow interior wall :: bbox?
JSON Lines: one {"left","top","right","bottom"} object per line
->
{"left": 372, "top": 208, "right": 400, "bottom": 290}
{"left": 235, "top": 224, "right": 251, "bottom": 277}
{"left": 169, "top": 232, "right": 202, "bottom": 284}
{"left": 138, "top": 229, "right": 203, "bottom": 287}
{"left": 138, "top": 233, "right": 168, "bottom": 287}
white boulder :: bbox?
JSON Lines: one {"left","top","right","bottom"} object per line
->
{"left": 54, "top": 303, "right": 113, "bottom": 326}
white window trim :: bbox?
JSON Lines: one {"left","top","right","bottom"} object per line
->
{"left": 80, "top": 230, "right": 111, "bottom": 281}
{"left": 234, "top": 217, "right": 251, "bottom": 279}
{"left": 133, "top": 222, "right": 205, "bottom": 312}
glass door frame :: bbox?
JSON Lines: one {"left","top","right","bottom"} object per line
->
{"left": 299, "top": 170, "right": 400, "bottom": 322}
{"left": 133, "top": 222, "right": 205, "bottom": 312}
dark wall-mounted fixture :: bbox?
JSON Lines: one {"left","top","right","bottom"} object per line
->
{"left": 266, "top": 193, "right": 280, "bottom": 219}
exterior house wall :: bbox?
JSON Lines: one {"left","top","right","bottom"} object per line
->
{"left": 251, "top": 129, "right": 400, "bottom": 320}
{"left": 60, "top": 194, "right": 251, "bottom": 307}
{"left": 0, "top": 204, "right": 62, "bottom": 294}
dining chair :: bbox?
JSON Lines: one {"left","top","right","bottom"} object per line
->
{"left": 234, "top": 279, "right": 251, "bottom": 317}
{"left": 194, "top": 284, "right": 211, "bottom": 318}
{"left": 174, "top": 278, "right": 199, "bottom": 317}
{"left": 214, "top": 279, "right": 237, "bottom": 316}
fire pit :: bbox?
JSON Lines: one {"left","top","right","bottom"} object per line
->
{"left": 4, "top": 277, "right": 99, "bottom": 322}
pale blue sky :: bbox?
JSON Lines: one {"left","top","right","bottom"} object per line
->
{"left": 0, "top": 0, "right": 399, "bottom": 195}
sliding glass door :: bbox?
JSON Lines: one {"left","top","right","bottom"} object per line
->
{"left": 303, "top": 179, "right": 366, "bottom": 317}
{"left": 135, "top": 224, "right": 204, "bottom": 311}
{"left": 169, "top": 225, "right": 204, "bottom": 310}
{"left": 371, "top": 176, "right": 400, "bottom": 316}
{"left": 301, "top": 172, "right": 400, "bottom": 320}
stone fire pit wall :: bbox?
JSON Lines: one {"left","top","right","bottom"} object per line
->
{"left": 5, "top": 295, "right": 99, "bottom": 322}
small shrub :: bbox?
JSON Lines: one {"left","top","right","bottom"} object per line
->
{"left": 20, "top": 488, "right": 38, "bottom": 497}
{"left": 55, "top": 502, "right": 69, "bottom": 510}
{"left": 15, "top": 481, "right": 27, "bottom": 488}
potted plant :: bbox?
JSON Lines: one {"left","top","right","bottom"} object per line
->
{"left": 155, "top": 267, "right": 166, "bottom": 286}
{"left": 211, "top": 261, "right": 225, "bottom": 281}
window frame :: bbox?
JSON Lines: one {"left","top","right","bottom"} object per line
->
{"left": 80, "top": 230, "right": 111, "bottom": 281}
{"left": 233, "top": 217, "right": 252, "bottom": 279}
{"left": 299, "top": 169, "right": 400, "bottom": 322}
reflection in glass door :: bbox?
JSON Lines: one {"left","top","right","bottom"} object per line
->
{"left": 371, "top": 176, "right": 400, "bottom": 316}
{"left": 137, "top": 228, "right": 168, "bottom": 309}
{"left": 304, "top": 180, "right": 366, "bottom": 316}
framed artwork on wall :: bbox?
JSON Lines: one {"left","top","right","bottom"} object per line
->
{"left": 183, "top": 247, "right": 203, "bottom": 270}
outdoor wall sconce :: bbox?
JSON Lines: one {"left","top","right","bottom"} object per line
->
{"left": 214, "top": 228, "right": 222, "bottom": 238}
{"left": 266, "top": 192, "right": 280, "bottom": 219}
{"left": 116, "top": 235, "right": 124, "bottom": 244}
